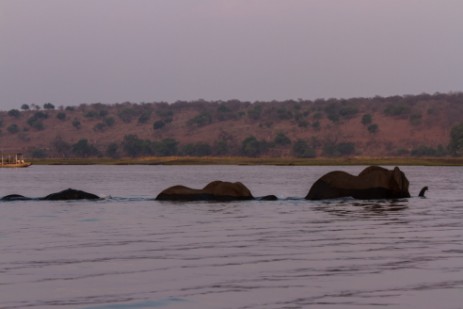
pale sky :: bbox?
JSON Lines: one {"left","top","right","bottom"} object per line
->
{"left": 1, "top": 0, "right": 462, "bottom": 109}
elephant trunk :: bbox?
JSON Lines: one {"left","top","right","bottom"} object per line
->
{"left": 419, "top": 186, "right": 428, "bottom": 197}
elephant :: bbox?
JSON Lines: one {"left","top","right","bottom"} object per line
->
{"left": 42, "top": 188, "right": 100, "bottom": 200}
{"left": 1, "top": 188, "right": 100, "bottom": 201}
{"left": 156, "top": 180, "right": 277, "bottom": 201}
{"left": 1, "top": 194, "right": 31, "bottom": 201}
{"left": 305, "top": 166, "right": 411, "bottom": 200}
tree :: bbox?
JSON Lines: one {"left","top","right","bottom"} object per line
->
{"left": 153, "top": 120, "right": 165, "bottom": 130}
{"left": 361, "top": 114, "right": 372, "bottom": 126}
{"left": 122, "top": 134, "right": 146, "bottom": 157}
{"left": 71, "top": 139, "right": 99, "bottom": 157}
{"left": 105, "top": 143, "right": 119, "bottom": 158}
{"left": 367, "top": 124, "right": 378, "bottom": 134}
{"left": 274, "top": 132, "right": 291, "bottom": 146}
{"left": 323, "top": 142, "right": 356, "bottom": 157}
{"left": 8, "top": 109, "right": 21, "bottom": 118}
{"left": 52, "top": 136, "right": 71, "bottom": 157}
{"left": 56, "top": 112, "right": 66, "bottom": 121}
{"left": 188, "top": 112, "right": 212, "bottom": 127}
{"left": 7, "top": 124, "right": 19, "bottom": 134}
{"left": 72, "top": 119, "right": 81, "bottom": 129}
{"left": 118, "top": 108, "right": 138, "bottom": 123}
{"left": 181, "top": 142, "right": 212, "bottom": 156}
{"left": 292, "top": 139, "right": 316, "bottom": 158}
{"left": 449, "top": 123, "right": 463, "bottom": 156}
{"left": 21, "top": 104, "right": 30, "bottom": 111}
{"left": 241, "top": 136, "right": 262, "bottom": 157}
{"left": 155, "top": 138, "right": 178, "bottom": 156}
{"left": 138, "top": 111, "right": 152, "bottom": 124}
{"left": 31, "top": 148, "right": 48, "bottom": 158}
{"left": 43, "top": 102, "right": 55, "bottom": 110}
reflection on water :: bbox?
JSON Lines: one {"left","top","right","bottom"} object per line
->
{"left": 0, "top": 165, "right": 462, "bottom": 308}
{"left": 313, "top": 198, "right": 410, "bottom": 217}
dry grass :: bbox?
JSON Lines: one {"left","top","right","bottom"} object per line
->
{"left": 31, "top": 156, "right": 463, "bottom": 166}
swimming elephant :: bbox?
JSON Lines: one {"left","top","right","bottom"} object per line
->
{"left": 1, "top": 188, "right": 100, "bottom": 201}
{"left": 42, "top": 188, "right": 100, "bottom": 200}
{"left": 306, "top": 166, "right": 411, "bottom": 200}
{"left": 1, "top": 194, "right": 31, "bottom": 201}
{"left": 156, "top": 180, "right": 277, "bottom": 201}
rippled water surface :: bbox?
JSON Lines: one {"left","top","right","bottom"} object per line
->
{"left": 1, "top": 165, "right": 462, "bottom": 309}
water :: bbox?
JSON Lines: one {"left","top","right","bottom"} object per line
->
{"left": 0, "top": 165, "right": 462, "bottom": 309}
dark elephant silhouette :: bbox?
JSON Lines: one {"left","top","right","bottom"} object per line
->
{"left": 306, "top": 166, "right": 411, "bottom": 200}
{"left": 156, "top": 180, "right": 276, "bottom": 201}
{"left": 1, "top": 188, "right": 100, "bottom": 201}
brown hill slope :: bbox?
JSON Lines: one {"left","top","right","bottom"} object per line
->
{"left": 1, "top": 93, "right": 462, "bottom": 158}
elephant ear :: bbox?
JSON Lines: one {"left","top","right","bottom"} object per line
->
{"left": 392, "top": 167, "right": 406, "bottom": 191}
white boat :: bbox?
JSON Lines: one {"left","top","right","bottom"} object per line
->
{"left": 0, "top": 153, "right": 32, "bottom": 168}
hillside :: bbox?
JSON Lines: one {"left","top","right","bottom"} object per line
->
{"left": 1, "top": 93, "right": 463, "bottom": 159}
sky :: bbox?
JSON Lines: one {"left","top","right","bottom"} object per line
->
{"left": 1, "top": 0, "right": 463, "bottom": 109}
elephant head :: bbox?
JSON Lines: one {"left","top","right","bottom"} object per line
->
{"left": 306, "top": 166, "right": 411, "bottom": 200}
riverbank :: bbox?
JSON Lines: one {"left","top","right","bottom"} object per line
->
{"left": 30, "top": 156, "right": 463, "bottom": 166}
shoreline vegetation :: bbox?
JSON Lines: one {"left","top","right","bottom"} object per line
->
{"left": 30, "top": 156, "right": 463, "bottom": 166}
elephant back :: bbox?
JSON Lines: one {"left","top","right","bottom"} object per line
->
{"left": 156, "top": 185, "right": 205, "bottom": 200}
{"left": 203, "top": 181, "right": 253, "bottom": 199}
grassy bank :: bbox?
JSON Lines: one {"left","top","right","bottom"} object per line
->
{"left": 30, "top": 156, "right": 463, "bottom": 166}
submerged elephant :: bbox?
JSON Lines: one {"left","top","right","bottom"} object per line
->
{"left": 42, "top": 188, "right": 100, "bottom": 200}
{"left": 156, "top": 180, "right": 276, "bottom": 201}
{"left": 1, "top": 188, "right": 100, "bottom": 201}
{"left": 306, "top": 166, "right": 411, "bottom": 200}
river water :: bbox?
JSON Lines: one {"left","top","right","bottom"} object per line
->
{"left": 0, "top": 165, "right": 462, "bottom": 309}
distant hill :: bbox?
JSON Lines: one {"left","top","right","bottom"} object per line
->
{"left": 1, "top": 93, "right": 463, "bottom": 159}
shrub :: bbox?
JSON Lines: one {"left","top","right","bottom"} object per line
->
{"left": 138, "top": 111, "right": 152, "bottom": 124}
{"left": 339, "top": 106, "right": 358, "bottom": 118}
{"left": 155, "top": 138, "right": 178, "bottom": 156}
{"left": 72, "top": 119, "right": 81, "bottom": 129}
{"left": 409, "top": 113, "right": 422, "bottom": 126}
{"left": 292, "top": 139, "right": 316, "bottom": 158}
{"left": 153, "top": 120, "right": 165, "bottom": 130}
{"left": 105, "top": 143, "right": 119, "bottom": 158}
{"left": 384, "top": 103, "right": 410, "bottom": 116}
{"left": 411, "top": 145, "right": 447, "bottom": 157}
{"left": 85, "top": 111, "right": 98, "bottom": 119}
{"left": 118, "top": 108, "right": 138, "bottom": 123}
{"left": 71, "top": 139, "right": 99, "bottom": 157}
{"left": 247, "top": 105, "right": 262, "bottom": 120}
{"left": 323, "top": 142, "right": 356, "bottom": 157}
{"left": 122, "top": 135, "right": 147, "bottom": 157}
{"left": 361, "top": 114, "right": 372, "bottom": 126}
{"left": 181, "top": 142, "right": 212, "bottom": 156}
{"left": 31, "top": 148, "right": 48, "bottom": 158}
{"left": 43, "top": 102, "right": 55, "bottom": 110}
{"left": 188, "top": 112, "right": 212, "bottom": 127}
{"left": 93, "top": 123, "right": 106, "bottom": 132}
{"left": 104, "top": 117, "right": 115, "bottom": 127}
{"left": 7, "top": 124, "right": 19, "bottom": 134}
{"left": 274, "top": 132, "right": 291, "bottom": 146}
{"left": 276, "top": 108, "right": 293, "bottom": 120}
{"left": 449, "top": 123, "right": 463, "bottom": 156}
{"left": 26, "top": 112, "right": 48, "bottom": 130}
{"left": 367, "top": 124, "right": 378, "bottom": 134}
{"left": 213, "top": 140, "right": 230, "bottom": 156}
{"left": 8, "top": 109, "right": 21, "bottom": 118}
{"left": 241, "top": 136, "right": 262, "bottom": 157}
{"left": 56, "top": 112, "right": 66, "bottom": 121}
